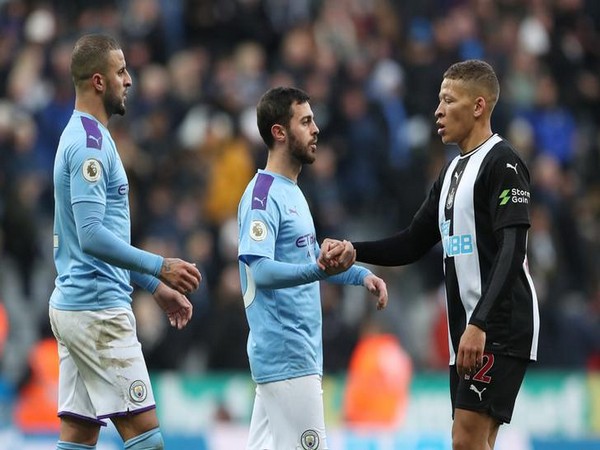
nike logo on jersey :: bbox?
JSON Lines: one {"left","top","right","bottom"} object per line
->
{"left": 506, "top": 162, "right": 518, "bottom": 174}
{"left": 288, "top": 206, "right": 299, "bottom": 216}
{"left": 470, "top": 384, "right": 486, "bottom": 401}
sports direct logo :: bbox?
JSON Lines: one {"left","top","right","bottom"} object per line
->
{"left": 499, "top": 188, "right": 530, "bottom": 205}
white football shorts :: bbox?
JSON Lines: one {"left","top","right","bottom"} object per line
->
{"left": 49, "top": 306, "right": 156, "bottom": 425}
{"left": 247, "top": 374, "right": 328, "bottom": 450}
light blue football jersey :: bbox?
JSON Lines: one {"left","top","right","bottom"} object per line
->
{"left": 51, "top": 111, "right": 135, "bottom": 310}
{"left": 238, "top": 170, "right": 324, "bottom": 383}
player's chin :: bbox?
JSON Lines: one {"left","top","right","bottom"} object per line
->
{"left": 304, "top": 153, "right": 316, "bottom": 164}
{"left": 439, "top": 131, "right": 459, "bottom": 146}
{"left": 113, "top": 104, "right": 126, "bottom": 116}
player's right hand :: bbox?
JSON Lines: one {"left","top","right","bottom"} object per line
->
{"left": 153, "top": 282, "right": 193, "bottom": 329}
{"left": 159, "top": 258, "right": 202, "bottom": 294}
{"left": 318, "top": 238, "right": 356, "bottom": 275}
{"left": 456, "top": 324, "right": 486, "bottom": 378}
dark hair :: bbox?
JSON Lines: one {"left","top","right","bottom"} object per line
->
{"left": 70, "top": 34, "right": 122, "bottom": 86}
{"left": 256, "top": 86, "right": 310, "bottom": 148}
{"left": 443, "top": 59, "right": 500, "bottom": 109}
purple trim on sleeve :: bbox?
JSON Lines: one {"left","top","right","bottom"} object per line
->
{"left": 251, "top": 173, "right": 274, "bottom": 210}
{"left": 81, "top": 116, "right": 103, "bottom": 150}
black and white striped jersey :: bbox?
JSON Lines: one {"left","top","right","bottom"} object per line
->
{"left": 415, "top": 134, "right": 539, "bottom": 364}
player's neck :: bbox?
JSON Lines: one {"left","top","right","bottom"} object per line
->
{"left": 264, "top": 151, "right": 301, "bottom": 183}
{"left": 459, "top": 126, "right": 493, "bottom": 156}
{"left": 74, "top": 94, "right": 110, "bottom": 127}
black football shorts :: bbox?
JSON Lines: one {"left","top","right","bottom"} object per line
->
{"left": 449, "top": 352, "right": 529, "bottom": 423}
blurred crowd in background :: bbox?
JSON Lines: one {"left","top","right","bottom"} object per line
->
{"left": 0, "top": 0, "right": 599, "bottom": 398}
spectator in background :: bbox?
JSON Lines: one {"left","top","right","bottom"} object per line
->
{"left": 343, "top": 318, "right": 412, "bottom": 428}
{"left": 205, "top": 262, "right": 249, "bottom": 371}
{"left": 0, "top": 107, "right": 52, "bottom": 390}
{"left": 521, "top": 73, "right": 577, "bottom": 166}
{"left": 199, "top": 111, "right": 255, "bottom": 227}
{"left": 332, "top": 83, "right": 388, "bottom": 214}
{"left": 299, "top": 142, "right": 346, "bottom": 240}
{"left": 13, "top": 332, "right": 60, "bottom": 434}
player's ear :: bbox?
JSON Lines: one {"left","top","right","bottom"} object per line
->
{"left": 272, "top": 124, "right": 286, "bottom": 143}
{"left": 473, "top": 96, "right": 486, "bottom": 118}
{"left": 91, "top": 73, "right": 104, "bottom": 92}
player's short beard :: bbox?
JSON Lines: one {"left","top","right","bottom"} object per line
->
{"left": 288, "top": 129, "right": 315, "bottom": 165}
{"left": 104, "top": 87, "right": 126, "bottom": 116}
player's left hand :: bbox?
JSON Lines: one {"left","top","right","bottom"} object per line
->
{"left": 456, "top": 324, "right": 486, "bottom": 378}
{"left": 152, "top": 282, "right": 193, "bottom": 329}
{"left": 364, "top": 274, "right": 388, "bottom": 310}
{"left": 159, "top": 258, "right": 202, "bottom": 295}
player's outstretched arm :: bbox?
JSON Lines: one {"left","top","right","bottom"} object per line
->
{"left": 158, "top": 258, "right": 202, "bottom": 295}
{"left": 152, "top": 282, "right": 193, "bottom": 329}
{"left": 364, "top": 274, "right": 388, "bottom": 310}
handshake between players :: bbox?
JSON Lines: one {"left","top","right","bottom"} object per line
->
{"left": 317, "top": 238, "right": 388, "bottom": 311}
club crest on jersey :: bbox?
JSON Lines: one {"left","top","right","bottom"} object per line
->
{"left": 300, "top": 429, "right": 320, "bottom": 449}
{"left": 82, "top": 158, "right": 102, "bottom": 182}
{"left": 250, "top": 220, "right": 267, "bottom": 241}
{"left": 129, "top": 380, "right": 147, "bottom": 403}
{"left": 446, "top": 187, "right": 456, "bottom": 209}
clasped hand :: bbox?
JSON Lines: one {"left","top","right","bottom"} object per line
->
{"left": 317, "top": 238, "right": 356, "bottom": 275}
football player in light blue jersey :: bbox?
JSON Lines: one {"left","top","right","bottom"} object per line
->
{"left": 238, "top": 87, "right": 388, "bottom": 450}
{"left": 49, "top": 34, "right": 201, "bottom": 450}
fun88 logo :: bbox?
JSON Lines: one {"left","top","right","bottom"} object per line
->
{"left": 441, "top": 220, "right": 474, "bottom": 257}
